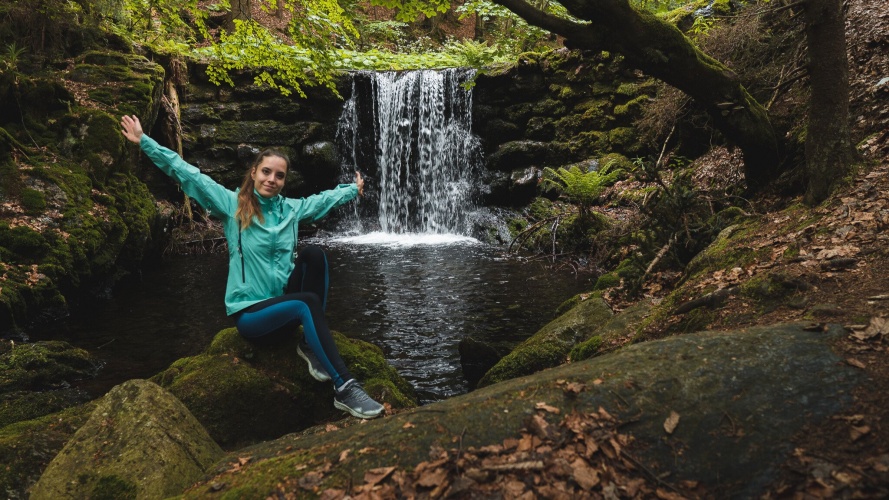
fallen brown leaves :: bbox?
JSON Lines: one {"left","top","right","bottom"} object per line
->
{"left": 269, "top": 402, "right": 702, "bottom": 499}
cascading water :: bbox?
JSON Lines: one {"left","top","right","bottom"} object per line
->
{"left": 336, "top": 69, "right": 483, "bottom": 236}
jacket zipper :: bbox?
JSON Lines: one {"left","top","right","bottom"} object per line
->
{"left": 238, "top": 231, "right": 245, "bottom": 283}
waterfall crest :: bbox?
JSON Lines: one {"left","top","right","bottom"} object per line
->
{"left": 337, "top": 69, "right": 482, "bottom": 236}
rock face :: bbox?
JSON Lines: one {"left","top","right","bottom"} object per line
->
{"left": 0, "top": 49, "right": 166, "bottom": 334}
{"left": 472, "top": 50, "right": 655, "bottom": 206}
{"left": 30, "top": 379, "right": 223, "bottom": 500}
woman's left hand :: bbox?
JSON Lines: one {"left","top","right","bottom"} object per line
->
{"left": 355, "top": 171, "right": 364, "bottom": 197}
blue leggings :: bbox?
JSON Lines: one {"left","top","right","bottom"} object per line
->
{"left": 235, "top": 246, "right": 352, "bottom": 387}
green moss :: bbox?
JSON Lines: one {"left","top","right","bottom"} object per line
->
{"left": 479, "top": 293, "right": 612, "bottom": 386}
{"left": 90, "top": 475, "right": 138, "bottom": 500}
{"left": 606, "top": 127, "right": 641, "bottom": 153}
{"left": 0, "top": 340, "right": 98, "bottom": 392}
{"left": 20, "top": 188, "right": 47, "bottom": 214}
{"left": 532, "top": 98, "right": 566, "bottom": 116}
{"left": 0, "top": 388, "right": 90, "bottom": 428}
{"left": 594, "top": 272, "right": 621, "bottom": 291}
{"left": 568, "top": 335, "right": 603, "bottom": 362}
{"left": 613, "top": 95, "right": 649, "bottom": 117}
{"left": 0, "top": 223, "right": 52, "bottom": 263}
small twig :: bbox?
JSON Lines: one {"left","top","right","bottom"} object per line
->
{"left": 455, "top": 426, "right": 468, "bottom": 474}
{"left": 483, "top": 461, "right": 545, "bottom": 472}
{"left": 608, "top": 389, "right": 630, "bottom": 408}
{"left": 643, "top": 233, "right": 677, "bottom": 280}
{"left": 96, "top": 338, "right": 116, "bottom": 349}
{"left": 620, "top": 449, "right": 683, "bottom": 494}
{"left": 721, "top": 411, "right": 738, "bottom": 436}
{"left": 655, "top": 124, "right": 676, "bottom": 170}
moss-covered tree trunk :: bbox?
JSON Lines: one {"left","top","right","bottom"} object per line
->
{"left": 493, "top": 0, "right": 781, "bottom": 189}
{"left": 802, "top": 0, "right": 857, "bottom": 204}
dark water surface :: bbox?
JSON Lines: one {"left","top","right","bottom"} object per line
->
{"left": 44, "top": 239, "right": 592, "bottom": 402}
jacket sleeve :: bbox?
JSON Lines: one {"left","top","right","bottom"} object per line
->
{"left": 139, "top": 135, "right": 237, "bottom": 217}
{"left": 292, "top": 184, "right": 359, "bottom": 223}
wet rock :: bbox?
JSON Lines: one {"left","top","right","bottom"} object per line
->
{"left": 478, "top": 292, "right": 613, "bottom": 387}
{"left": 458, "top": 337, "right": 512, "bottom": 389}
{"left": 30, "top": 379, "right": 223, "bottom": 500}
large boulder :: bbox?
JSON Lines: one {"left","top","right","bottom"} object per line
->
{"left": 151, "top": 328, "right": 417, "bottom": 449}
{"left": 179, "top": 323, "right": 863, "bottom": 499}
{"left": 30, "top": 379, "right": 223, "bottom": 500}
{"left": 478, "top": 292, "right": 613, "bottom": 387}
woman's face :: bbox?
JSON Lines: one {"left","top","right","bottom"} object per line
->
{"left": 251, "top": 156, "right": 287, "bottom": 198}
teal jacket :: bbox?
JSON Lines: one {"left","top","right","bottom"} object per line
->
{"left": 140, "top": 135, "right": 358, "bottom": 315}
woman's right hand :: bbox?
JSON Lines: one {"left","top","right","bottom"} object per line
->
{"left": 120, "top": 115, "right": 144, "bottom": 144}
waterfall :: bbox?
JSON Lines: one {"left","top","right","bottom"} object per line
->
{"left": 337, "top": 69, "right": 482, "bottom": 236}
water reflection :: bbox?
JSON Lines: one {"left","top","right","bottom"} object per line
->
{"left": 44, "top": 239, "right": 591, "bottom": 403}
{"left": 318, "top": 236, "right": 591, "bottom": 402}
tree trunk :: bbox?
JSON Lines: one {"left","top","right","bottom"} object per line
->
{"left": 802, "top": 0, "right": 857, "bottom": 205}
{"left": 226, "top": 0, "right": 252, "bottom": 31}
{"left": 493, "top": 0, "right": 781, "bottom": 189}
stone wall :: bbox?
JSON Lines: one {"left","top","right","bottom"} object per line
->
{"left": 177, "top": 64, "right": 351, "bottom": 199}
{"left": 472, "top": 49, "right": 654, "bottom": 206}
{"left": 176, "top": 50, "right": 654, "bottom": 208}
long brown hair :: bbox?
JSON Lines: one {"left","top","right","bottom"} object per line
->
{"left": 235, "top": 149, "right": 291, "bottom": 230}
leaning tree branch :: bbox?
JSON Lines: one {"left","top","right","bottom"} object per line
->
{"left": 493, "top": 0, "right": 782, "bottom": 190}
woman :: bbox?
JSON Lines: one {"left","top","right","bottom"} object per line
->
{"left": 120, "top": 114, "right": 383, "bottom": 419}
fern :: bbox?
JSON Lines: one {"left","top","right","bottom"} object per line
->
{"left": 541, "top": 161, "right": 623, "bottom": 214}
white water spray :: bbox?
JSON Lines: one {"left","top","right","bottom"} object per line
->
{"left": 337, "top": 69, "right": 483, "bottom": 240}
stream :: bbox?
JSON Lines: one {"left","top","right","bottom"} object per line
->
{"left": 48, "top": 236, "right": 591, "bottom": 403}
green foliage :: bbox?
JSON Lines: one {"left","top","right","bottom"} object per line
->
{"left": 457, "top": 0, "right": 561, "bottom": 53}
{"left": 0, "top": 43, "right": 25, "bottom": 75}
{"left": 541, "top": 161, "right": 624, "bottom": 214}
{"left": 370, "top": 0, "right": 450, "bottom": 22}
{"left": 615, "top": 156, "right": 748, "bottom": 294}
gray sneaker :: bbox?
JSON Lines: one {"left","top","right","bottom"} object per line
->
{"left": 334, "top": 379, "right": 384, "bottom": 419}
{"left": 297, "top": 342, "right": 331, "bottom": 382}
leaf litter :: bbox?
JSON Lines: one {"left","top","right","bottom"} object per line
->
{"left": 269, "top": 400, "right": 703, "bottom": 499}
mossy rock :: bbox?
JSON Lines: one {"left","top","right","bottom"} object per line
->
{"left": 67, "top": 51, "right": 164, "bottom": 118}
{"left": 212, "top": 120, "right": 322, "bottom": 146}
{"left": 30, "top": 380, "right": 224, "bottom": 500}
{"left": 0, "top": 402, "right": 95, "bottom": 499}
{"left": 569, "top": 299, "right": 653, "bottom": 361}
{"left": 0, "top": 340, "right": 99, "bottom": 393}
{"left": 1, "top": 386, "right": 91, "bottom": 430}
{"left": 636, "top": 220, "right": 768, "bottom": 339}
{"left": 0, "top": 154, "right": 161, "bottom": 332}
{"left": 151, "top": 328, "right": 417, "bottom": 449}
{"left": 478, "top": 292, "right": 613, "bottom": 387}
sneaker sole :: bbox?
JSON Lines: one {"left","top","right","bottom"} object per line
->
{"left": 297, "top": 346, "right": 331, "bottom": 382}
{"left": 334, "top": 399, "right": 383, "bottom": 419}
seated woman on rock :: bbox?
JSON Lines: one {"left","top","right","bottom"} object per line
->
{"left": 120, "top": 115, "right": 384, "bottom": 419}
